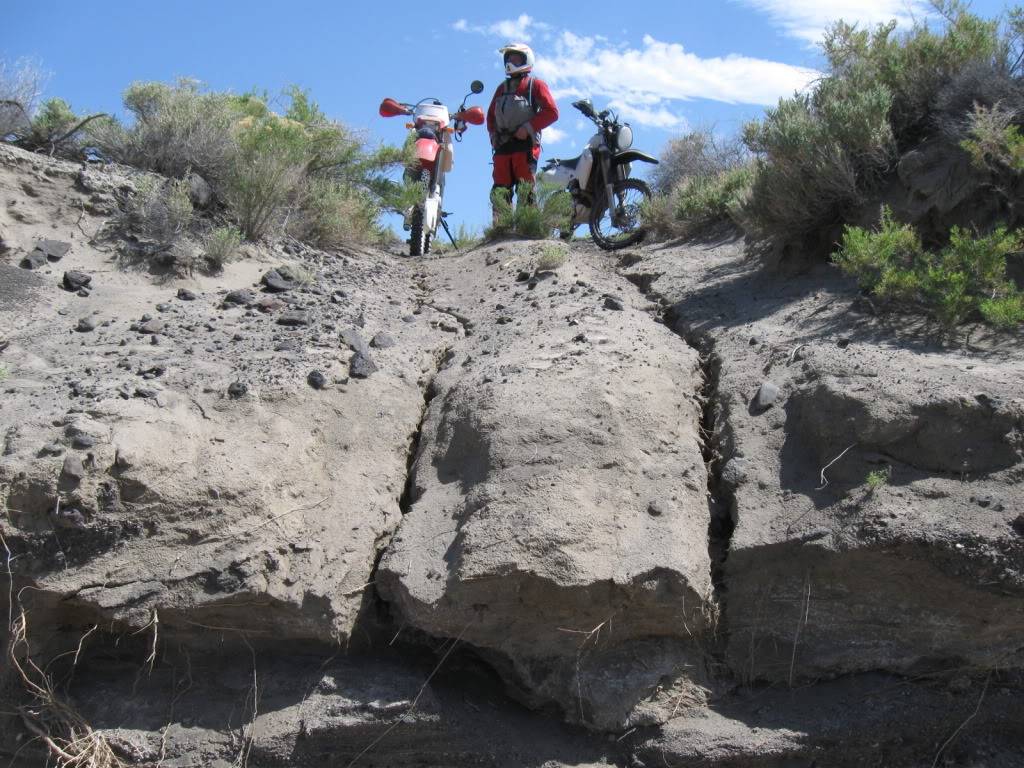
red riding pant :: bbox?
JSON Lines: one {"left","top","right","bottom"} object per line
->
{"left": 492, "top": 147, "right": 540, "bottom": 186}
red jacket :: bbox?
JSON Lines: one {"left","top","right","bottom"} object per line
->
{"left": 486, "top": 75, "right": 559, "bottom": 153}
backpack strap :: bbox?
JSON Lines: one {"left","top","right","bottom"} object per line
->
{"left": 505, "top": 76, "right": 535, "bottom": 109}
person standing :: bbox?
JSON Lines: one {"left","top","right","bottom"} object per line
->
{"left": 486, "top": 43, "right": 559, "bottom": 221}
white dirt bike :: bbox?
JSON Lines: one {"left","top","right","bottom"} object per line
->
{"left": 539, "top": 99, "right": 659, "bottom": 250}
{"left": 379, "top": 81, "right": 485, "bottom": 256}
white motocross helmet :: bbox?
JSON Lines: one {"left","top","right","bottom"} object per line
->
{"left": 499, "top": 43, "right": 534, "bottom": 76}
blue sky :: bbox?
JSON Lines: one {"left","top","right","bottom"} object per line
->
{"left": 2, "top": 0, "right": 1008, "bottom": 234}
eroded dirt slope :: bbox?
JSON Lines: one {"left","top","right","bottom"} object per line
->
{"left": 1, "top": 144, "right": 1023, "bottom": 767}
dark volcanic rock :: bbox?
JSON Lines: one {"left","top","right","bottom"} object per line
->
{"left": 63, "top": 271, "right": 92, "bottom": 292}
{"left": 138, "top": 319, "right": 165, "bottom": 335}
{"left": 61, "top": 454, "right": 85, "bottom": 481}
{"left": 256, "top": 297, "right": 285, "bottom": 313}
{"left": 340, "top": 328, "right": 370, "bottom": 356}
{"left": 71, "top": 434, "right": 96, "bottom": 450}
{"left": 262, "top": 269, "right": 297, "bottom": 293}
{"left": 36, "top": 239, "right": 71, "bottom": 262}
{"left": 20, "top": 250, "right": 47, "bottom": 270}
{"left": 349, "top": 351, "right": 378, "bottom": 379}
{"left": 307, "top": 370, "right": 327, "bottom": 389}
{"left": 224, "top": 289, "right": 257, "bottom": 307}
{"left": 227, "top": 381, "right": 248, "bottom": 398}
{"left": 177, "top": 288, "right": 198, "bottom": 301}
{"left": 603, "top": 295, "right": 624, "bottom": 311}
{"left": 277, "top": 310, "right": 310, "bottom": 327}
{"left": 186, "top": 173, "right": 213, "bottom": 208}
{"left": 76, "top": 317, "right": 97, "bottom": 333}
{"left": 370, "top": 332, "right": 395, "bottom": 349}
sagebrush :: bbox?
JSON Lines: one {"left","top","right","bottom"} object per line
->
{"left": 742, "top": 4, "right": 1017, "bottom": 255}
{"left": 87, "top": 80, "right": 409, "bottom": 244}
{"left": 835, "top": 207, "right": 1024, "bottom": 328}
{"left": 645, "top": 164, "right": 753, "bottom": 239}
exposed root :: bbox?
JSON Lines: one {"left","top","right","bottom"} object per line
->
{"left": 232, "top": 636, "right": 259, "bottom": 768}
{"left": 788, "top": 576, "right": 811, "bottom": 687}
{"left": 7, "top": 608, "right": 126, "bottom": 768}
{"left": 930, "top": 673, "right": 991, "bottom": 768}
{"left": 817, "top": 443, "right": 856, "bottom": 490}
{"left": 345, "top": 620, "right": 472, "bottom": 768}
{"left": 558, "top": 616, "right": 615, "bottom": 725}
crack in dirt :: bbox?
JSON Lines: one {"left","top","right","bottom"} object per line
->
{"left": 398, "top": 348, "right": 447, "bottom": 516}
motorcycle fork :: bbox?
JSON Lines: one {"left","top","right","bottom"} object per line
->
{"left": 598, "top": 154, "right": 618, "bottom": 224}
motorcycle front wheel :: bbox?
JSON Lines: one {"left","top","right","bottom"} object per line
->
{"left": 588, "top": 178, "right": 651, "bottom": 251}
{"left": 409, "top": 205, "right": 431, "bottom": 256}
{"left": 409, "top": 169, "right": 433, "bottom": 257}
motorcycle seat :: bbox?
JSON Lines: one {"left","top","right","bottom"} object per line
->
{"left": 551, "top": 156, "right": 582, "bottom": 170}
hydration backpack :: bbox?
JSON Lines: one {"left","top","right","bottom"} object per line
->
{"left": 493, "top": 77, "right": 537, "bottom": 138}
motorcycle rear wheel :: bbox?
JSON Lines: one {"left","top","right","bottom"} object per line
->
{"left": 588, "top": 178, "right": 651, "bottom": 251}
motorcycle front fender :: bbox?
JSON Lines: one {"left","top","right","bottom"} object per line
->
{"left": 613, "top": 149, "right": 658, "bottom": 165}
{"left": 415, "top": 138, "right": 441, "bottom": 166}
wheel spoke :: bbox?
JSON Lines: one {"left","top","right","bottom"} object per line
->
{"left": 590, "top": 180, "right": 650, "bottom": 249}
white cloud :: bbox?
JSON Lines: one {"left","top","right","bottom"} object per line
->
{"left": 542, "top": 125, "right": 568, "bottom": 144}
{"left": 535, "top": 31, "right": 819, "bottom": 127}
{"left": 452, "top": 14, "right": 546, "bottom": 43}
{"left": 609, "top": 102, "right": 690, "bottom": 130}
{"left": 450, "top": 18, "right": 821, "bottom": 128}
{"left": 735, "top": 0, "right": 931, "bottom": 43}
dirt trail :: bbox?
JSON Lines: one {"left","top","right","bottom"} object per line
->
{"left": 1, "top": 144, "right": 1023, "bottom": 767}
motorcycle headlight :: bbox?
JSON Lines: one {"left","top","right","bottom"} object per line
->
{"left": 616, "top": 124, "right": 633, "bottom": 152}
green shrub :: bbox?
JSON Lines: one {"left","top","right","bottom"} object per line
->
{"left": 866, "top": 467, "right": 891, "bottom": 490}
{"left": 289, "top": 177, "right": 381, "bottom": 246}
{"left": 123, "top": 176, "right": 194, "bottom": 247}
{"left": 203, "top": 226, "right": 242, "bottom": 271}
{"left": 742, "top": 83, "right": 893, "bottom": 243}
{"left": 89, "top": 79, "right": 253, "bottom": 180}
{"left": 26, "top": 98, "right": 76, "bottom": 143}
{"left": 980, "top": 293, "right": 1024, "bottom": 326}
{"left": 743, "top": 4, "right": 1008, "bottom": 252}
{"left": 835, "top": 208, "right": 1023, "bottom": 328}
{"left": 960, "top": 102, "right": 1024, "bottom": 172}
{"left": 222, "top": 114, "right": 308, "bottom": 240}
{"left": 646, "top": 164, "right": 753, "bottom": 239}
{"left": 537, "top": 242, "right": 568, "bottom": 270}
{"left": 486, "top": 181, "right": 573, "bottom": 240}
{"left": 90, "top": 81, "right": 406, "bottom": 244}
{"left": 821, "top": 9, "right": 1002, "bottom": 144}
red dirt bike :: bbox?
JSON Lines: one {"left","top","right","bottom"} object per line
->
{"left": 380, "top": 81, "right": 485, "bottom": 255}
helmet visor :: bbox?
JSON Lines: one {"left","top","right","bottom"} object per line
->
{"left": 503, "top": 52, "right": 527, "bottom": 67}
